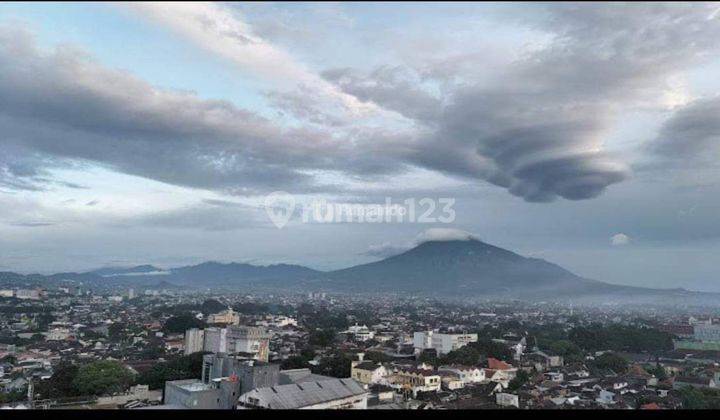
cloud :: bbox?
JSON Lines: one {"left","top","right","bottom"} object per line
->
{"left": 652, "top": 95, "right": 720, "bottom": 164}
{"left": 323, "top": 4, "right": 720, "bottom": 202}
{"left": 85, "top": 200, "right": 100, "bottom": 207}
{"left": 611, "top": 233, "right": 631, "bottom": 246}
{"left": 126, "top": 2, "right": 376, "bottom": 124}
{"left": 362, "top": 242, "right": 409, "bottom": 259}
{"left": 4, "top": 4, "right": 720, "bottom": 204}
{"left": 0, "top": 24, "right": 402, "bottom": 196}
{"left": 416, "top": 228, "right": 477, "bottom": 243}
{"left": 8, "top": 221, "right": 55, "bottom": 228}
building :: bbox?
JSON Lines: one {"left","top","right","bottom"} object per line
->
{"left": 226, "top": 326, "right": 271, "bottom": 362}
{"left": 163, "top": 377, "right": 241, "bottom": 409}
{"left": 203, "top": 327, "right": 228, "bottom": 354}
{"left": 184, "top": 328, "right": 205, "bottom": 355}
{"left": 0, "top": 290, "right": 13, "bottom": 298}
{"left": 15, "top": 289, "right": 40, "bottom": 300}
{"left": 413, "top": 331, "right": 478, "bottom": 355}
{"left": 438, "top": 365, "right": 486, "bottom": 385}
{"left": 237, "top": 378, "right": 368, "bottom": 409}
{"left": 128, "top": 288, "right": 135, "bottom": 300}
{"left": 350, "top": 361, "right": 388, "bottom": 385}
{"left": 201, "top": 354, "right": 279, "bottom": 394}
{"left": 694, "top": 324, "right": 720, "bottom": 342}
{"left": 346, "top": 324, "right": 375, "bottom": 342}
{"left": 388, "top": 367, "right": 441, "bottom": 395}
{"left": 207, "top": 308, "right": 240, "bottom": 325}
{"left": 496, "top": 392, "right": 519, "bottom": 408}
{"left": 46, "top": 328, "right": 71, "bottom": 341}
{"left": 256, "top": 316, "right": 297, "bottom": 328}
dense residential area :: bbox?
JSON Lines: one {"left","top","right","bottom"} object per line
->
{"left": 2, "top": 286, "right": 720, "bottom": 410}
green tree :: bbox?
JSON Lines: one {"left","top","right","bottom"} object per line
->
{"left": 135, "top": 352, "right": 209, "bottom": 390}
{"left": 108, "top": 322, "right": 126, "bottom": 341}
{"left": 34, "top": 362, "right": 81, "bottom": 399}
{"left": 163, "top": 314, "right": 205, "bottom": 334}
{"left": 73, "top": 360, "right": 135, "bottom": 396}
{"left": 508, "top": 369, "right": 530, "bottom": 391}
{"left": 590, "top": 352, "right": 628, "bottom": 374}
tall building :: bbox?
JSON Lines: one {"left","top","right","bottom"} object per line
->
{"left": 185, "top": 328, "right": 206, "bottom": 355}
{"left": 128, "top": 288, "right": 135, "bottom": 300}
{"left": 203, "top": 327, "right": 228, "bottom": 354}
{"left": 226, "top": 326, "right": 271, "bottom": 362}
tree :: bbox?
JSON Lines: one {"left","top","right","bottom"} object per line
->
{"left": 281, "top": 356, "right": 309, "bottom": 370}
{"left": 201, "top": 299, "right": 226, "bottom": 315}
{"left": 163, "top": 314, "right": 205, "bottom": 334}
{"left": 108, "top": 322, "right": 126, "bottom": 341}
{"left": 73, "top": 360, "right": 134, "bottom": 396}
{"left": 590, "top": 352, "right": 628, "bottom": 374}
{"left": 136, "top": 351, "right": 209, "bottom": 390}
{"left": 34, "top": 362, "right": 81, "bottom": 399}
{"left": 508, "top": 369, "right": 530, "bottom": 391}
{"left": 308, "top": 328, "right": 336, "bottom": 347}
{"left": 311, "top": 352, "right": 352, "bottom": 378}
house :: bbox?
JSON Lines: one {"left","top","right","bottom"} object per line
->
{"left": 388, "top": 367, "right": 441, "bottom": 395}
{"left": 438, "top": 365, "right": 485, "bottom": 384}
{"left": 438, "top": 371, "right": 464, "bottom": 390}
{"left": 672, "top": 376, "right": 717, "bottom": 390}
{"left": 596, "top": 389, "right": 615, "bottom": 405}
{"left": 350, "top": 361, "right": 388, "bottom": 385}
{"left": 496, "top": 392, "right": 519, "bottom": 408}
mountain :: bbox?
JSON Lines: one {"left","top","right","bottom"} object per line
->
{"left": 167, "top": 261, "right": 320, "bottom": 287}
{"left": 318, "top": 239, "right": 707, "bottom": 302}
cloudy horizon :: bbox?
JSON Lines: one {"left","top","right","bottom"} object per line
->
{"left": 1, "top": 2, "right": 720, "bottom": 291}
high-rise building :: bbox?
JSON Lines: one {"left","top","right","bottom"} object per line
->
{"left": 185, "top": 328, "right": 206, "bottom": 355}
{"left": 128, "top": 288, "right": 135, "bottom": 300}
{"left": 203, "top": 327, "right": 228, "bottom": 354}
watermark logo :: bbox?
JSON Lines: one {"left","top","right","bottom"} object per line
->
{"left": 263, "top": 191, "right": 296, "bottom": 229}
{"left": 264, "top": 193, "right": 455, "bottom": 229}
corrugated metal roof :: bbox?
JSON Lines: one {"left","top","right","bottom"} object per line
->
{"left": 242, "top": 378, "right": 367, "bottom": 409}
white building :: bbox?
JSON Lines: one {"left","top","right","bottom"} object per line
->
{"left": 694, "top": 324, "right": 720, "bottom": 342}
{"left": 46, "top": 328, "right": 71, "bottom": 341}
{"left": 15, "top": 289, "right": 40, "bottom": 300}
{"left": 438, "top": 365, "right": 486, "bottom": 385}
{"left": 184, "top": 328, "right": 205, "bottom": 355}
{"left": 0, "top": 290, "right": 13, "bottom": 298}
{"left": 496, "top": 392, "right": 519, "bottom": 408}
{"left": 413, "top": 331, "right": 478, "bottom": 355}
{"left": 346, "top": 324, "right": 375, "bottom": 342}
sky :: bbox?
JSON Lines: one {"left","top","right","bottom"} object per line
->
{"left": 1, "top": 2, "right": 720, "bottom": 291}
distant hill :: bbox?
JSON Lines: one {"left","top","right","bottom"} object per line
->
{"left": 167, "top": 261, "right": 320, "bottom": 287}
{"left": 1, "top": 238, "right": 717, "bottom": 304}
